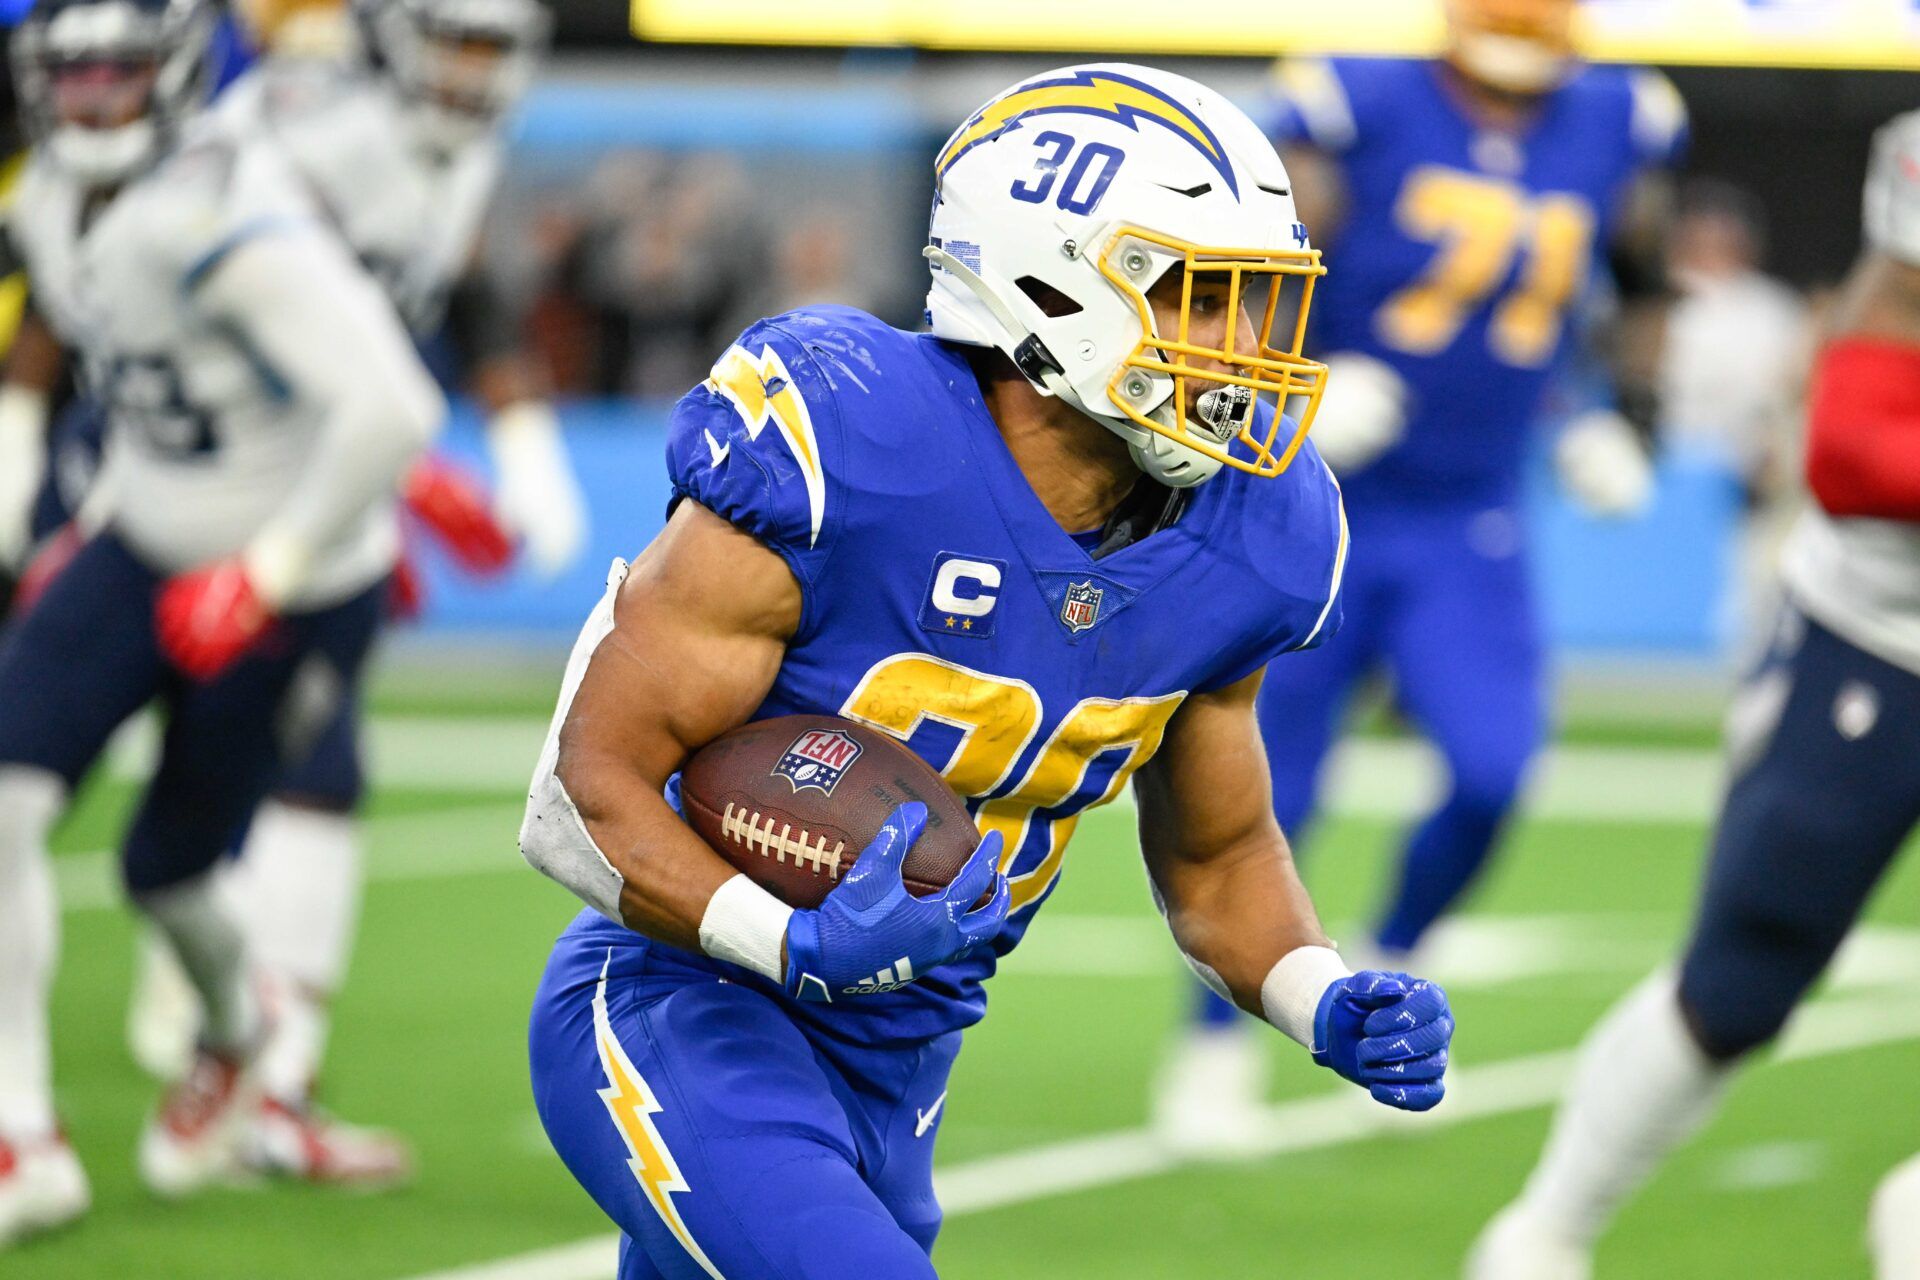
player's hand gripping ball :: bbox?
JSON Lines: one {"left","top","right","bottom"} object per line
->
{"left": 782, "top": 800, "right": 1008, "bottom": 1002}
{"left": 679, "top": 715, "right": 1010, "bottom": 1000}
{"left": 1314, "top": 971, "right": 1453, "bottom": 1111}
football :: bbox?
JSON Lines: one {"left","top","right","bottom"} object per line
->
{"left": 679, "top": 714, "right": 983, "bottom": 910}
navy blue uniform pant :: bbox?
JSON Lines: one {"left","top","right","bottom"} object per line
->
{"left": 24, "top": 400, "right": 366, "bottom": 813}
{"left": 0, "top": 532, "right": 381, "bottom": 894}
{"left": 1679, "top": 606, "right": 1920, "bottom": 1061}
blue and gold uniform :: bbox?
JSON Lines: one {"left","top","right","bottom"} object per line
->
{"left": 528, "top": 305, "right": 1347, "bottom": 1278}
{"left": 1251, "top": 56, "right": 1685, "bottom": 952}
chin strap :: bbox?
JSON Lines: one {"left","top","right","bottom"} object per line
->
{"left": 923, "top": 245, "right": 1076, "bottom": 400}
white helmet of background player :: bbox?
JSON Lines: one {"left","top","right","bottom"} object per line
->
{"left": 1865, "top": 110, "right": 1920, "bottom": 266}
{"left": 925, "top": 63, "right": 1328, "bottom": 488}
{"left": 353, "top": 0, "right": 550, "bottom": 152}
{"left": 10, "top": 0, "right": 215, "bottom": 185}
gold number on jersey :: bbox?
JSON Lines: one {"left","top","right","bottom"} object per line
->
{"left": 840, "top": 656, "right": 1186, "bottom": 913}
{"left": 1374, "top": 167, "right": 1596, "bottom": 368}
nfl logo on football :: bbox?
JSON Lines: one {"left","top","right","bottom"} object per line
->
{"left": 1060, "top": 580, "right": 1103, "bottom": 633}
{"left": 772, "top": 728, "right": 864, "bottom": 795}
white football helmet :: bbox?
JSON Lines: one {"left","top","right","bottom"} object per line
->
{"left": 10, "top": 0, "right": 216, "bottom": 186}
{"left": 353, "top": 0, "right": 549, "bottom": 153}
{"left": 925, "top": 63, "right": 1328, "bottom": 488}
{"left": 1865, "top": 110, "right": 1920, "bottom": 267}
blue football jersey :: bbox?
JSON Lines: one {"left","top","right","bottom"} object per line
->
{"left": 661, "top": 305, "right": 1348, "bottom": 1042}
{"left": 1261, "top": 56, "right": 1687, "bottom": 505}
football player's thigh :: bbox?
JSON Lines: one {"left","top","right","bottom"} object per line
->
{"left": 1681, "top": 613, "right": 1920, "bottom": 1056}
{"left": 832, "top": 1029, "right": 964, "bottom": 1255}
{"left": 530, "top": 936, "right": 938, "bottom": 1280}
{"left": 127, "top": 584, "right": 384, "bottom": 893}
{"left": 1385, "top": 522, "right": 1546, "bottom": 784}
{"left": 271, "top": 681, "right": 365, "bottom": 813}
{"left": 0, "top": 532, "right": 166, "bottom": 785}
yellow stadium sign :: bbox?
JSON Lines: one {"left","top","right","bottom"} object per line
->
{"left": 630, "top": 0, "right": 1920, "bottom": 71}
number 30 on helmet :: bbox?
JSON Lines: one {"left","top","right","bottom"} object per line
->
{"left": 924, "top": 62, "right": 1329, "bottom": 489}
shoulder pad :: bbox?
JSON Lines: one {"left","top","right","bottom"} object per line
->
{"left": 667, "top": 310, "right": 856, "bottom": 589}
{"left": 1218, "top": 422, "right": 1349, "bottom": 675}
{"left": 1867, "top": 111, "right": 1920, "bottom": 266}
{"left": 117, "top": 131, "right": 319, "bottom": 292}
{"left": 1261, "top": 57, "right": 1358, "bottom": 153}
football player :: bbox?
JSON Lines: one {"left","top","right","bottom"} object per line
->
{"left": 519, "top": 64, "right": 1455, "bottom": 1278}
{"left": 0, "top": 0, "right": 442, "bottom": 1244}
{"left": 109, "top": 0, "right": 575, "bottom": 1185}
{"left": 1158, "top": 0, "right": 1688, "bottom": 1148}
{"left": 1469, "top": 111, "right": 1920, "bottom": 1279}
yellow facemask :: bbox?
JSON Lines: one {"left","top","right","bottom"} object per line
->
{"left": 1096, "top": 224, "right": 1329, "bottom": 480}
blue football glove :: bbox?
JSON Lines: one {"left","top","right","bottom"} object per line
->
{"left": 1312, "top": 971, "right": 1453, "bottom": 1112}
{"left": 783, "top": 801, "right": 1010, "bottom": 1003}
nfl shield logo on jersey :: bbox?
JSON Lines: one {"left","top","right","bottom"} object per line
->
{"left": 1060, "top": 580, "right": 1104, "bottom": 633}
{"left": 772, "top": 728, "right": 864, "bottom": 795}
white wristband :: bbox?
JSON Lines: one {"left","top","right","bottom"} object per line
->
{"left": 698, "top": 874, "right": 794, "bottom": 985}
{"left": 1260, "top": 945, "right": 1353, "bottom": 1051}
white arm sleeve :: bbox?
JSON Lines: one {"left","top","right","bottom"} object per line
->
{"left": 194, "top": 228, "right": 446, "bottom": 604}
{"left": 520, "top": 559, "right": 631, "bottom": 922}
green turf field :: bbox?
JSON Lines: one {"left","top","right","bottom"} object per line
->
{"left": 10, "top": 671, "right": 1919, "bottom": 1279}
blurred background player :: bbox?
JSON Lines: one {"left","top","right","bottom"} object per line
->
{"left": 0, "top": 0, "right": 443, "bottom": 1243}
{"left": 104, "top": 0, "right": 580, "bottom": 1185}
{"left": 1156, "top": 0, "right": 1688, "bottom": 1149}
{"left": 1468, "top": 109, "right": 1920, "bottom": 1280}
{"left": 0, "top": 0, "right": 576, "bottom": 1183}
{"left": 1655, "top": 177, "right": 1812, "bottom": 640}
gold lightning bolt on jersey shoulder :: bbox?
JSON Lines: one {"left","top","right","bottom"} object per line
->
{"left": 591, "top": 955, "right": 727, "bottom": 1280}
{"left": 706, "top": 343, "right": 827, "bottom": 549}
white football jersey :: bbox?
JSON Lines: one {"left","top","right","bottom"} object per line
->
{"left": 212, "top": 59, "right": 502, "bottom": 335}
{"left": 1783, "top": 511, "right": 1920, "bottom": 676}
{"left": 9, "top": 121, "right": 406, "bottom": 606}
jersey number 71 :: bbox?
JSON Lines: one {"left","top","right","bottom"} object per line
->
{"left": 1375, "top": 166, "right": 1596, "bottom": 369}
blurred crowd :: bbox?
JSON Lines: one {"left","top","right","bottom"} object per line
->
{"left": 479, "top": 150, "right": 917, "bottom": 399}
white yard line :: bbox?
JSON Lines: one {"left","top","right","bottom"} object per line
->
{"left": 53, "top": 801, "right": 530, "bottom": 913}
{"left": 100, "top": 714, "right": 1727, "bottom": 820}
{"left": 394, "top": 992, "right": 1920, "bottom": 1280}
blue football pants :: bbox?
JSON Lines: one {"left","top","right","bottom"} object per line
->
{"left": 0, "top": 531, "right": 381, "bottom": 893}
{"left": 530, "top": 911, "right": 961, "bottom": 1280}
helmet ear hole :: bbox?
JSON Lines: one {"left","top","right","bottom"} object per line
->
{"left": 1014, "top": 276, "right": 1082, "bottom": 318}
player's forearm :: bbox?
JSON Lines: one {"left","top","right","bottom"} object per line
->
{"left": 201, "top": 233, "right": 447, "bottom": 602}
{"left": 2, "top": 306, "right": 65, "bottom": 395}
{"left": 1153, "top": 835, "right": 1334, "bottom": 1012}
{"left": 551, "top": 751, "right": 740, "bottom": 948}
{"left": 526, "top": 742, "right": 792, "bottom": 981}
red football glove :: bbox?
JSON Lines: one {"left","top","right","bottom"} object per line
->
{"left": 156, "top": 558, "right": 274, "bottom": 681}
{"left": 404, "top": 455, "right": 513, "bottom": 576}
{"left": 11, "top": 523, "right": 84, "bottom": 617}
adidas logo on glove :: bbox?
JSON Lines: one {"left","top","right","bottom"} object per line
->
{"left": 843, "top": 957, "right": 916, "bottom": 995}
